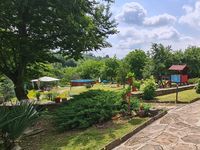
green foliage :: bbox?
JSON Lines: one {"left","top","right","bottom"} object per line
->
{"left": 142, "top": 58, "right": 155, "bottom": 79}
{"left": 133, "top": 80, "right": 141, "bottom": 89}
{"left": 196, "top": 80, "right": 200, "bottom": 94}
{"left": 0, "top": 0, "right": 117, "bottom": 100}
{"left": 188, "top": 78, "right": 200, "bottom": 84}
{"left": 116, "top": 61, "right": 130, "bottom": 87}
{"left": 141, "top": 77, "right": 157, "bottom": 100}
{"left": 77, "top": 60, "right": 104, "bottom": 79}
{"left": 101, "top": 57, "right": 119, "bottom": 82}
{"left": 150, "top": 43, "right": 174, "bottom": 78}
{"left": 35, "top": 91, "right": 41, "bottom": 100}
{"left": 0, "top": 102, "right": 38, "bottom": 149}
{"left": 125, "top": 50, "right": 147, "bottom": 79}
{"left": 126, "top": 72, "right": 135, "bottom": 79}
{"left": 51, "top": 90, "right": 121, "bottom": 131}
{"left": 184, "top": 46, "right": 200, "bottom": 78}
{"left": 85, "top": 84, "right": 92, "bottom": 89}
{"left": 0, "top": 76, "right": 15, "bottom": 102}
{"left": 130, "top": 98, "right": 141, "bottom": 111}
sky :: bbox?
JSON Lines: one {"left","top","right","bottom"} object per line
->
{"left": 94, "top": 0, "right": 200, "bottom": 58}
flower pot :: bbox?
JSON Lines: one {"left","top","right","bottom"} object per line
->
{"left": 55, "top": 97, "right": 61, "bottom": 103}
{"left": 126, "top": 92, "right": 131, "bottom": 97}
{"left": 132, "top": 86, "right": 137, "bottom": 92}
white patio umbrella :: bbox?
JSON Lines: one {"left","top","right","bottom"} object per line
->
{"left": 31, "top": 76, "right": 60, "bottom": 89}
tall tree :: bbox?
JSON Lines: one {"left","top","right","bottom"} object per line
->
{"left": 184, "top": 46, "right": 200, "bottom": 77}
{"left": 0, "top": 0, "right": 117, "bottom": 100}
{"left": 101, "top": 57, "right": 119, "bottom": 82}
{"left": 150, "top": 43, "right": 174, "bottom": 78}
{"left": 116, "top": 61, "right": 130, "bottom": 88}
{"left": 125, "top": 49, "right": 147, "bottom": 79}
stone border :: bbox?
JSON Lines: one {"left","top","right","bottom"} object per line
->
{"left": 142, "top": 97, "right": 200, "bottom": 104}
{"left": 102, "top": 110, "right": 167, "bottom": 150}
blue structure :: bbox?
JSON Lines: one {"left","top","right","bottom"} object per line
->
{"left": 71, "top": 79, "right": 95, "bottom": 86}
{"left": 171, "top": 75, "right": 181, "bottom": 83}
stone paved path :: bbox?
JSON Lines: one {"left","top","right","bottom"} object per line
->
{"left": 114, "top": 101, "right": 200, "bottom": 150}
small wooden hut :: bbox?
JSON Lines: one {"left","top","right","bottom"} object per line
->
{"left": 168, "top": 65, "right": 189, "bottom": 84}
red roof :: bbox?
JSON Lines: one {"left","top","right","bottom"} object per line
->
{"left": 168, "top": 65, "right": 188, "bottom": 71}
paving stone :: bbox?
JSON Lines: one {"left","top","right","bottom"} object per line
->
{"left": 152, "top": 132, "right": 179, "bottom": 145}
{"left": 138, "top": 144, "right": 163, "bottom": 150}
{"left": 113, "top": 101, "right": 200, "bottom": 150}
{"left": 124, "top": 136, "right": 150, "bottom": 146}
{"left": 172, "top": 143, "right": 197, "bottom": 150}
{"left": 170, "top": 122, "right": 190, "bottom": 129}
{"left": 182, "top": 135, "right": 200, "bottom": 144}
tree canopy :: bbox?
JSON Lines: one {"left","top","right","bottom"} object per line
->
{"left": 0, "top": 0, "right": 117, "bottom": 100}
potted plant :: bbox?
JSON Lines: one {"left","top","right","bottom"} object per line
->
{"left": 55, "top": 96, "right": 62, "bottom": 103}
{"left": 136, "top": 103, "right": 151, "bottom": 117}
{"left": 126, "top": 72, "right": 135, "bottom": 85}
{"left": 132, "top": 80, "right": 141, "bottom": 92}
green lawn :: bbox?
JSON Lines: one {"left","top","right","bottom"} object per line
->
{"left": 22, "top": 117, "right": 147, "bottom": 150}
{"left": 156, "top": 89, "right": 200, "bottom": 102}
{"left": 27, "top": 84, "right": 124, "bottom": 102}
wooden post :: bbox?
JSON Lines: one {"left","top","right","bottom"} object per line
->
{"left": 128, "top": 95, "right": 131, "bottom": 115}
{"left": 175, "top": 83, "right": 179, "bottom": 104}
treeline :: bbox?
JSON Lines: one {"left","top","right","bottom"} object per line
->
{"left": 34, "top": 43, "right": 200, "bottom": 86}
{"left": 1, "top": 43, "right": 200, "bottom": 89}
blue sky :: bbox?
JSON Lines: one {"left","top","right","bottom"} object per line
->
{"left": 94, "top": 0, "right": 200, "bottom": 58}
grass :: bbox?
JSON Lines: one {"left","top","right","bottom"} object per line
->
{"left": 27, "top": 84, "right": 124, "bottom": 102}
{"left": 21, "top": 117, "right": 147, "bottom": 150}
{"left": 156, "top": 89, "right": 200, "bottom": 102}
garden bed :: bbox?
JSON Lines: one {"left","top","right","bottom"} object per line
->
{"left": 20, "top": 116, "right": 148, "bottom": 150}
{"left": 20, "top": 110, "right": 166, "bottom": 150}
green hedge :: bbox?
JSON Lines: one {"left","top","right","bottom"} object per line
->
{"left": 51, "top": 90, "right": 121, "bottom": 131}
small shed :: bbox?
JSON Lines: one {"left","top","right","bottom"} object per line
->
{"left": 168, "top": 65, "right": 189, "bottom": 84}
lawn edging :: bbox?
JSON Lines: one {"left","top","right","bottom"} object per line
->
{"left": 142, "top": 97, "right": 200, "bottom": 104}
{"left": 102, "top": 110, "right": 167, "bottom": 150}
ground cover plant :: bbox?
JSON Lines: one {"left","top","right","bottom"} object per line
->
{"left": 51, "top": 90, "right": 122, "bottom": 131}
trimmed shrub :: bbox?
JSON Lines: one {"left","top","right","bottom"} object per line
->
{"left": 196, "top": 80, "right": 200, "bottom": 94}
{"left": 141, "top": 77, "right": 156, "bottom": 100}
{"left": 51, "top": 90, "right": 121, "bottom": 131}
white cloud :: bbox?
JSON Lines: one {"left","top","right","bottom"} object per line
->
{"left": 116, "top": 2, "right": 147, "bottom": 25}
{"left": 179, "top": 1, "right": 200, "bottom": 28}
{"left": 116, "top": 2, "right": 176, "bottom": 27}
{"left": 143, "top": 13, "right": 176, "bottom": 27}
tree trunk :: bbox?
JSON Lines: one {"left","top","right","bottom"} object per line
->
{"left": 12, "top": 76, "right": 28, "bottom": 101}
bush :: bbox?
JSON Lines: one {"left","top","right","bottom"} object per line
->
{"left": 141, "top": 76, "right": 156, "bottom": 100}
{"left": 0, "top": 102, "right": 38, "bottom": 149}
{"left": 51, "top": 90, "right": 121, "bottom": 131}
{"left": 189, "top": 78, "right": 200, "bottom": 84}
{"left": 85, "top": 84, "right": 92, "bottom": 88}
{"left": 133, "top": 80, "right": 141, "bottom": 89}
{"left": 196, "top": 80, "right": 200, "bottom": 94}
